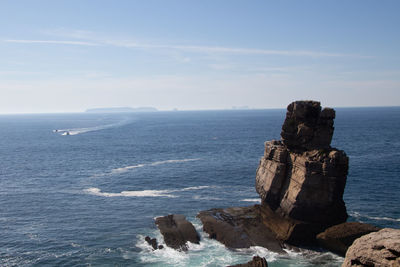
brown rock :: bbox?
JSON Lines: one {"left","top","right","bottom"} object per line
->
{"left": 281, "top": 100, "right": 335, "bottom": 151}
{"left": 342, "top": 228, "right": 400, "bottom": 267}
{"left": 258, "top": 203, "right": 327, "bottom": 244}
{"left": 227, "top": 256, "right": 268, "bottom": 267}
{"left": 256, "top": 141, "right": 348, "bottom": 224}
{"left": 197, "top": 205, "right": 284, "bottom": 253}
{"left": 155, "top": 214, "right": 200, "bottom": 251}
{"left": 316, "top": 222, "right": 381, "bottom": 256}
{"left": 145, "top": 236, "right": 159, "bottom": 250}
{"left": 255, "top": 101, "right": 349, "bottom": 243}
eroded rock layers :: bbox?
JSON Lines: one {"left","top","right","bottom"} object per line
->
{"left": 255, "top": 100, "right": 349, "bottom": 243}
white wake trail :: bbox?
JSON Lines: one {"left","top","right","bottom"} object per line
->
{"left": 54, "top": 118, "right": 131, "bottom": 136}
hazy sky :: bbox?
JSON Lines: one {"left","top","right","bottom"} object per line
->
{"left": 1, "top": 0, "right": 399, "bottom": 113}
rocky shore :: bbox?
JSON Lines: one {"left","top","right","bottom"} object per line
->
{"left": 151, "top": 101, "right": 399, "bottom": 266}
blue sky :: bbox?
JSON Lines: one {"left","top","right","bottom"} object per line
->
{"left": 0, "top": 0, "right": 399, "bottom": 113}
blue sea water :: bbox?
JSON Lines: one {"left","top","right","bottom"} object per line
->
{"left": 0, "top": 108, "right": 399, "bottom": 267}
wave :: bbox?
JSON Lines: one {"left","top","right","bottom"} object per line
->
{"left": 349, "top": 211, "right": 400, "bottom": 222}
{"left": 192, "top": 195, "right": 222, "bottom": 201}
{"left": 135, "top": 220, "right": 280, "bottom": 267}
{"left": 135, "top": 220, "right": 345, "bottom": 266}
{"left": 240, "top": 198, "right": 261, "bottom": 203}
{"left": 84, "top": 187, "right": 177, "bottom": 198}
{"left": 111, "top": 158, "right": 201, "bottom": 174}
{"left": 84, "top": 185, "right": 212, "bottom": 198}
{"left": 54, "top": 118, "right": 131, "bottom": 136}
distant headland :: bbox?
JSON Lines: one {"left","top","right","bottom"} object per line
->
{"left": 85, "top": 107, "right": 158, "bottom": 113}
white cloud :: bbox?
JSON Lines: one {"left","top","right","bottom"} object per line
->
{"left": 4, "top": 39, "right": 99, "bottom": 46}
{"left": 3, "top": 37, "right": 362, "bottom": 58}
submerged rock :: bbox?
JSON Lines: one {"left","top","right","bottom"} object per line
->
{"left": 342, "top": 228, "right": 400, "bottom": 267}
{"left": 197, "top": 205, "right": 284, "bottom": 253}
{"left": 255, "top": 101, "right": 349, "bottom": 243}
{"left": 227, "top": 256, "right": 268, "bottom": 267}
{"left": 155, "top": 214, "right": 200, "bottom": 251}
{"left": 316, "top": 222, "right": 380, "bottom": 256}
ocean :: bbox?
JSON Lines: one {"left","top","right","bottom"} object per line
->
{"left": 0, "top": 108, "right": 399, "bottom": 267}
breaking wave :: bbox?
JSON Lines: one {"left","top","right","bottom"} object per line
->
{"left": 192, "top": 195, "right": 222, "bottom": 201}
{"left": 84, "top": 185, "right": 212, "bottom": 198}
{"left": 135, "top": 221, "right": 280, "bottom": 267}
{"left": 84, "top": 187, "right": 177, "bottom": 198}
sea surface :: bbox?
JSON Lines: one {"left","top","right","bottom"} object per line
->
{"left": 0, "top": 108, "right": 399, "bottom": 267}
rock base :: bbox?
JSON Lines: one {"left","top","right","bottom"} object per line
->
{"left": 155, "top": 214, "right": 200, "bottom": 251}
{"left": 316, "top": 222, "right": 380, "bottom": 256}
{"left": 227, "top": 256, "right": 268, "bottom": 267}
{"left": 197, "top": 205, "right": 284, "bottom": 253}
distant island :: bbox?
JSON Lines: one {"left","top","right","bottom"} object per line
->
{"left": 85, "top": 107, "right": 158, "bottom": 113}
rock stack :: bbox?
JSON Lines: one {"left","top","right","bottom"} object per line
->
{"left": 255, "top": 100, "right": 349, "bottom": 243}
{"left": 151, "top": 100, "right": 396, "bottom": 265}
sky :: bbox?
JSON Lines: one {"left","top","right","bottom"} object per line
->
{"left": 0, "top": 0, "right": 399, "bottom": 113}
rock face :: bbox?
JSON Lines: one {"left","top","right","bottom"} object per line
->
{"left": 197, "top": 206, "right": 284, "bottom": 253}
{"left": 155, "top": 214, "right": 200, "bottom": 251}
{"left": 227, "top": 256, "right": 268, "bottom": 267}
{"left": 281, "top": 101, "right": 335, "bottom": 151}
{"left": 316, "top": 222, "right": 381, "bottom": 256}
{"left": 342, "top": 228, "right": 400, "bottom": 267}
{"left": 256, "top": 101, "right": 349, "bottom": 243}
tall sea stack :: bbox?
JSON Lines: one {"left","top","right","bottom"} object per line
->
{"left": 256, "top": 101, "right": 349, "bottom": 243}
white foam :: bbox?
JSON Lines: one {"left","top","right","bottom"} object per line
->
{"left": 136, "top": 234, "right": 188, "bottom": 265}
{"left": 110, "top": 158, "right": 201, "bottom": 174}
{"left": 350, "top": 211, "right": 400, "bottom": 222}
{"left": 136, "top": 219, "right": 280, "bottom": 267}
{"left": 136, "top": 230, "right": 249, "bottom": 266}
{"left": 281, "top": 247, "right": 344, "bottom": 266}
{"left": 84, "top": 185, "right": 212, "bottom": 198}
{"left": 240, "top": 198, "right": 261, "bottom": 203}
{"left": 192, "top": 195, "right": 222, "bottom": 201}
{"left": 237, "top": 246, "right": 279, "bottom": 262}
{"left": 84, "top": 187, "right": 177, "bottom": 198}
{"left": 180, "top": 185, "right": 211, "bottom": 191}
{"left": 111, "top": 164, "right": 146, "bottom": 174}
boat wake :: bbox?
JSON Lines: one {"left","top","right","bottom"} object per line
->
{"left": 53, "top": 119, "right": 131, "bottom": 136}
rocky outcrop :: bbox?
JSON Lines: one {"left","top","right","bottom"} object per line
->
{"left": 281, "top": 100, "right": 335, "bottom": 151}
{"left": 255, "top": 100, "right": 349, "bottom": 243}
{"left": 197, "top": 206, "right": 284, "bottom": 253}
{"left": 342, "top": 228, "right": 400, "bottom": 267}
{"left": 316, "top": 222, "right": 381, "bottom": 256}
{"left": 155, "top": 214, "right": 200, "bottom": 251}
{"left": 145, "top": 236, "right": 158, "bottom": 250}
{"left": 227, "top": 256, "right": 268, "bottom": 267}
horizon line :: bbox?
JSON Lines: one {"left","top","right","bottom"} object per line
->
{"left": 0, "top": 104, "right": 399, "bottom": 116}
